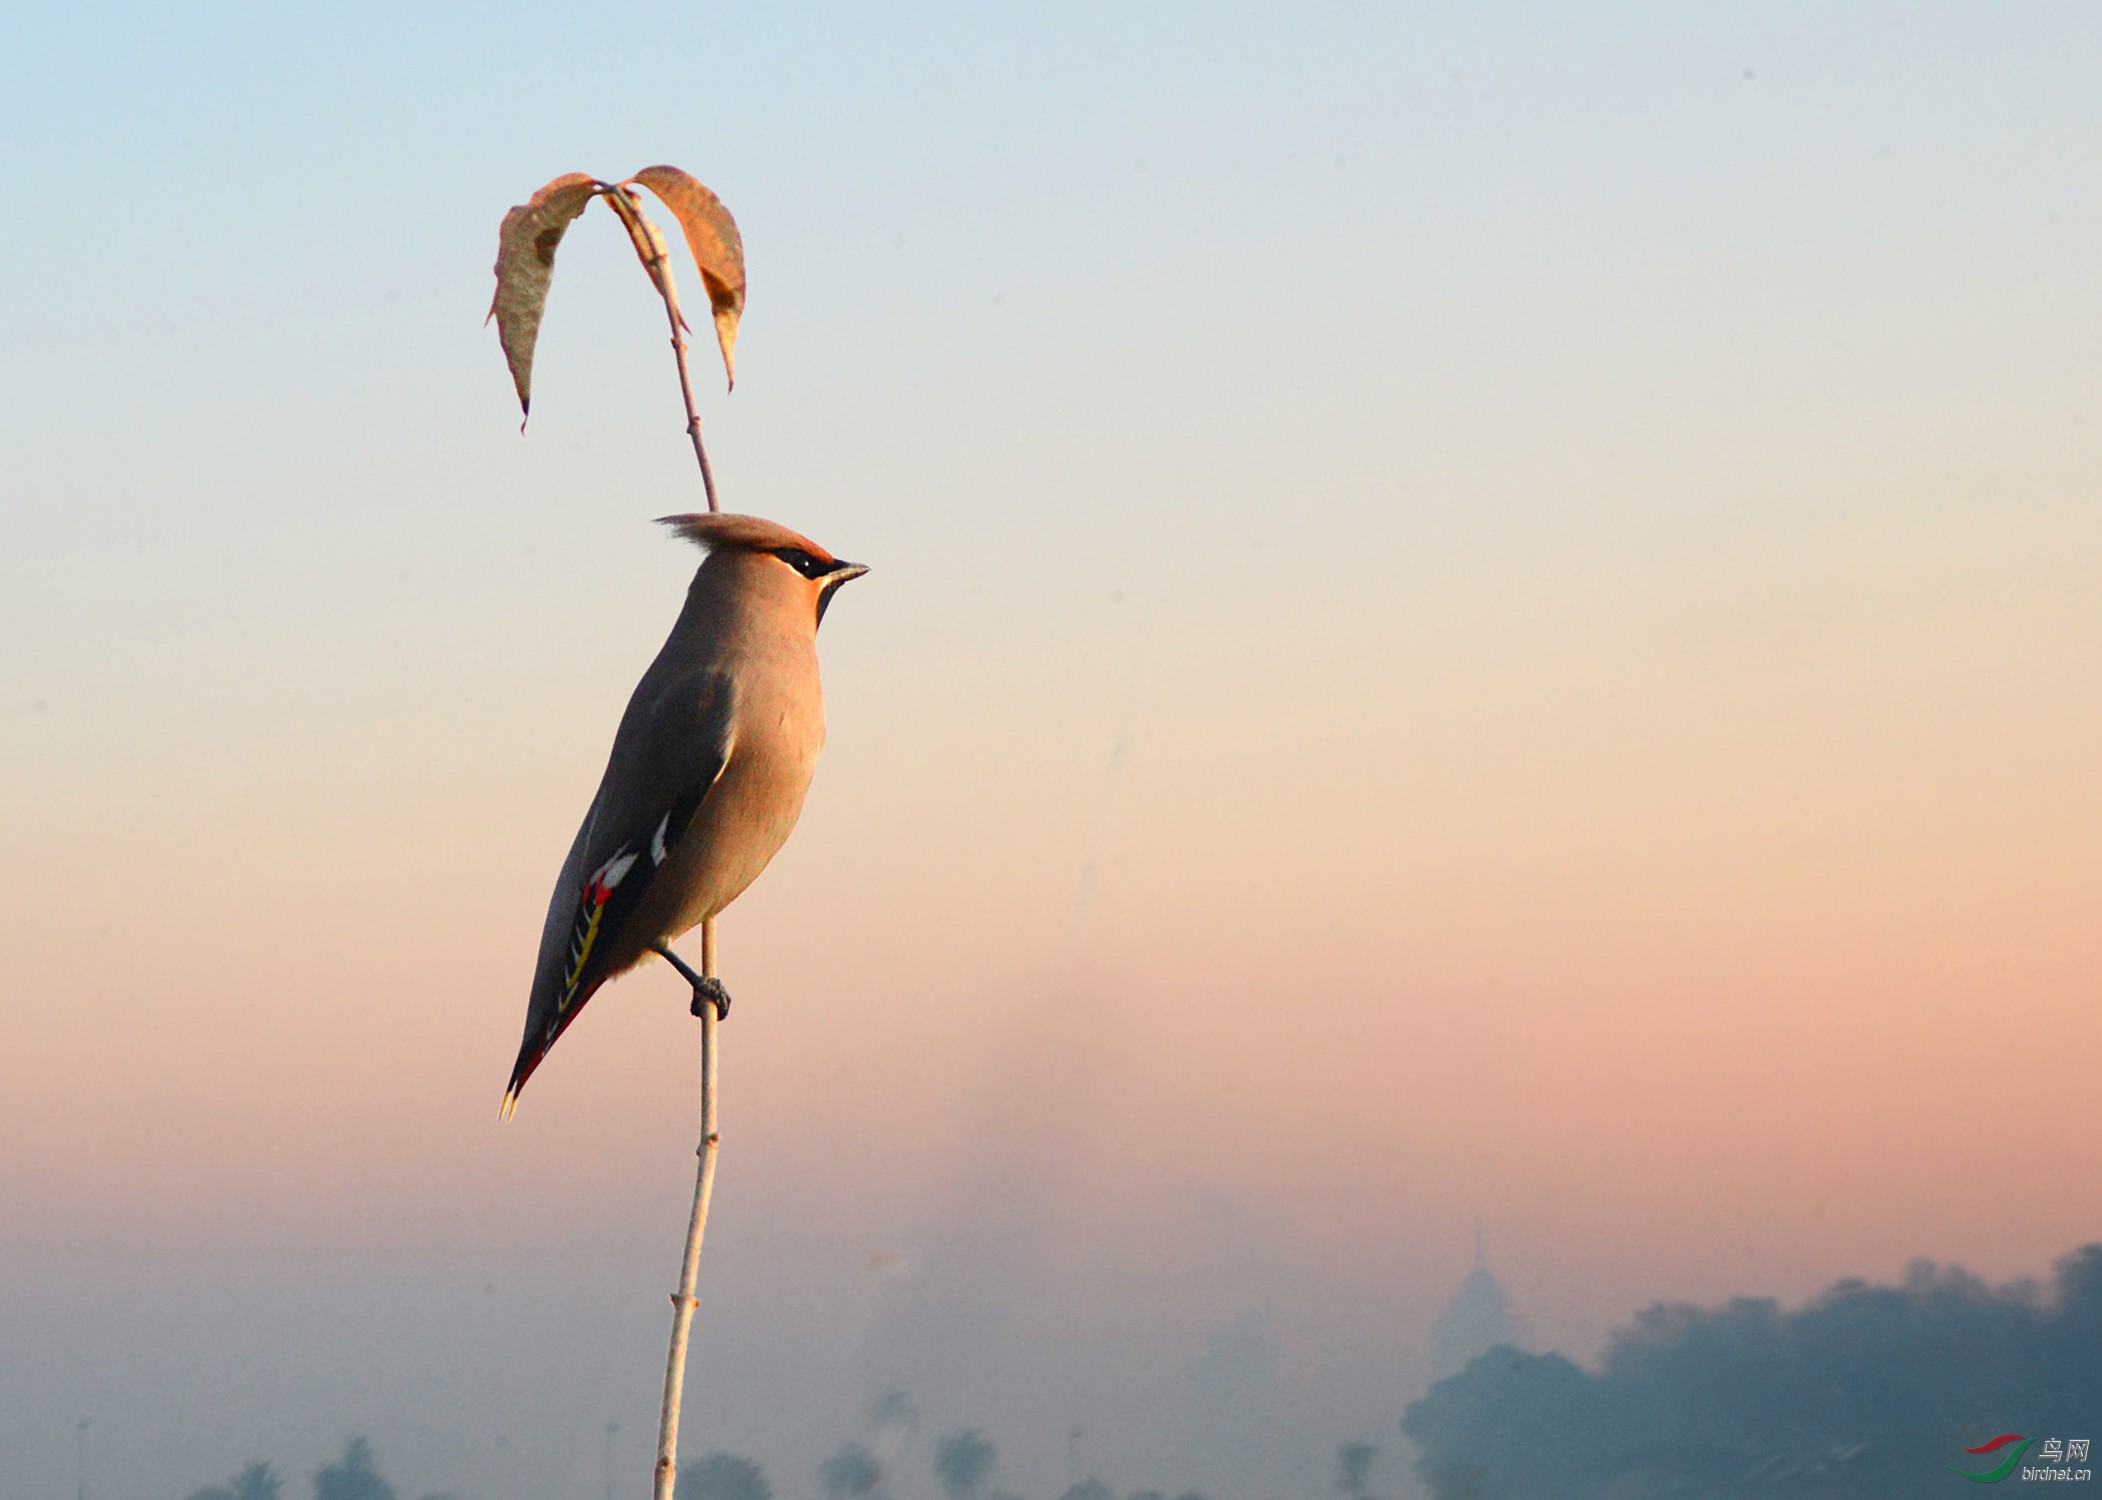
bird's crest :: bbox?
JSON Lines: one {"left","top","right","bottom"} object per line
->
{"left": 658, "top": 512, "right": 835, "bottom": 563}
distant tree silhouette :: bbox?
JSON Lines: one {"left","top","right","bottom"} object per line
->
{"left": 185, "top": 1459, "right": 282, "bottom": 1500}
{"left": 1055, "top": 1479, "right": 1113, "bottom": 1500}
{"left": 933, "top": 1428, "right": 996, "bottom": 1500}
{"left": 679, "top": 1452, "right": 771, "bottom": 1500}
{"left": 1336, "top": 1441, "right": 1377, "bottom": 1499}
{"left": 1403, "top": 1243, "right": 2102, "bottom": 1500}
{"left": 818, "top": 1441, "right": 883, "bottom": 1498}
{"left": 232, "top": 1463, "right": 284, "bottom": 1500}
{"left": 313, "top": 1438, "right": 396, "bottom": 1500}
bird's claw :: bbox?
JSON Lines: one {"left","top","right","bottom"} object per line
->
{"left": 649, "top": 941, "right": 729, "bottom": 1019}
{"left": 690, "top": 977, "right": 731, "bottom": 1021}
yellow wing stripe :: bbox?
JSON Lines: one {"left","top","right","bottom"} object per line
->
{"left": 559, "top": 896, "right": 608, "bottom": 1014}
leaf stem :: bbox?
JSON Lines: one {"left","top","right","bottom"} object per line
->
{"left": 603, "top": 185, "right": 720, "bottom": 513}
{"left": 671, "top": 331, "right": 720, "bottom": 514}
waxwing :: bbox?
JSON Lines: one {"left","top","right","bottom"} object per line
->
{"left": 503, "top": 513, "right": 867, "bottom": 1114}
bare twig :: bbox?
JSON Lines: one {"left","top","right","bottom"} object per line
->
{"left": 602, "top": 185, "right": 720, "bottom": 512}
{"left": 603, "top": 179, "right": 725, "bottom": 1498}
{"left": 652, "top": 916, "right": 721, "bottom": 1500}
{"left": 494, "top": 166, "right": 740, "bottom": 1498}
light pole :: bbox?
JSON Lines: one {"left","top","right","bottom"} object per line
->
{"left": 604, "top": 1419, "right": 620, "bottom": 1500}
{"left": 76, "top": 1418, "right": 90, "bottom": 1500}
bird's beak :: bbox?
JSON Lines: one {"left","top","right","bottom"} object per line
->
{"left": 815, "top": 562, "right": 867, "bottom": 628}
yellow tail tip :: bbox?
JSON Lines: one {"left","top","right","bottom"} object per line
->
{"left": 499, "top": 1089, "right": 518, "bottom": 1122}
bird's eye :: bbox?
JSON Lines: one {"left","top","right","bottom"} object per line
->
{"left": 772, "top": 547, "right": 827, "bottom": 579}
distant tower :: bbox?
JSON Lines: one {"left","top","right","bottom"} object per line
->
{"left": 1430, "top": 1222, "right": 1525, "bottom": 1380}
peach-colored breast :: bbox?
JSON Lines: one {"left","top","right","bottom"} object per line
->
{"left": 609, "top": 630, "right": 826, "bottom": 969}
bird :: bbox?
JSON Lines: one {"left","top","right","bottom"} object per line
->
{"left": 502, "top": 512, "right": 868, "bottom": 1116}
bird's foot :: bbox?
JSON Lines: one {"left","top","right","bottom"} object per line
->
{"left": 690, "top": 977, "right": 731, "bottom": 1021}
{"left": 649, "top": 941, "right": 730, "bottom": 1020}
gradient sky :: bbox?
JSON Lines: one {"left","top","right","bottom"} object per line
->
{"left": 4, "top": 4, "right": 2100, "bottom": 1498}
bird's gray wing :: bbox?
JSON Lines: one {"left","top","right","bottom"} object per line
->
{"left": 506, "top": 668, "right": 735, "bottom": 1107}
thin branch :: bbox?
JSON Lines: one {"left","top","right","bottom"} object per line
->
{"left": 666, "top": 296, "right": 721, "bottom": 514}
{"left": 652, "top": 916, "right": 721, "bottom": 1500}
{"left": 602, "top": 185, "right": 720, "bottom": 512}
{"left": 606, "top": 177, "right": 725, "bottom": 1500}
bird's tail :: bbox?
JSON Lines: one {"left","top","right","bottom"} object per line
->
{"left": 499, "top": 983, "right": 591, "bottom": 1119}
{"left": 499, "top": 1056, "right": 533, "bottom": 1121}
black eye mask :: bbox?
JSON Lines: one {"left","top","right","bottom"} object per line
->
{"left": 770, "top": 547, "right": 831, "bottom": 580}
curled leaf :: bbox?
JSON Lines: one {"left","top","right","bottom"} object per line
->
{"left": 601, "top": 185, "right": 688, "bottom": 332}
{"left": 489, "top": 172, "right": 600, "bottom": 419}
{"left": 629, "top": 165, "right": 746, "bottom": 389}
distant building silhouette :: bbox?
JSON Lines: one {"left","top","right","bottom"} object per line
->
{"left": 1430, "top": 1224, "right": 1526, "bottom": 1380}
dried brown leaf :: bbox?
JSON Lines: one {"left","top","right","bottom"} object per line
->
{"left": 628, "top": 165, "right": 746, "bottom": 389}
{"left": 489, "top": 172, "right": 600, "bottom": 418}
{"left": 601, "top": 185, "right": 688, "bottom": 332}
